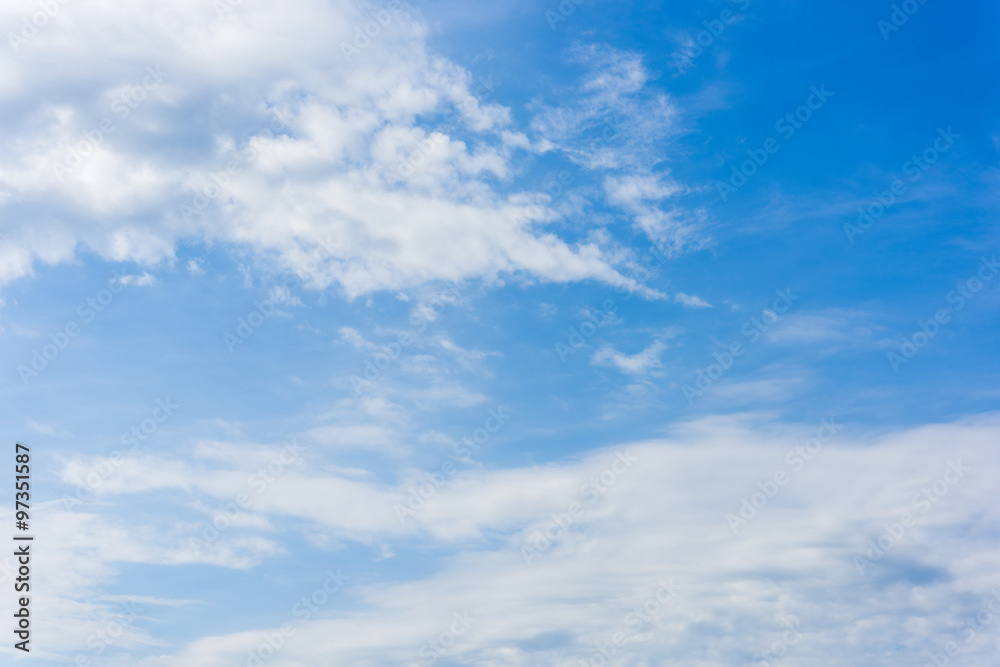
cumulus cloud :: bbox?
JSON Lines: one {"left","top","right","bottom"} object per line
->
{"left": 0, "top": 0, "right": 675, "bottom": 297}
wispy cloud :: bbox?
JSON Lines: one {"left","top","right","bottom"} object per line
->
{"left": 592, "top": 340, "right": 667, "bottom": 375}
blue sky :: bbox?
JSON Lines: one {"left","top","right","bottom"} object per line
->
{"left": 1, "top": 0, "right": 999, "bottom": 664}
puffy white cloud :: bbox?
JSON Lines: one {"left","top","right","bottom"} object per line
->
{"left": 0, "top": 0, "right": 669, "bottom": 297}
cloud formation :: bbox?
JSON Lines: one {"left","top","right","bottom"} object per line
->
{"left": 0, "top": 0, "right": 682, "bottom": 297}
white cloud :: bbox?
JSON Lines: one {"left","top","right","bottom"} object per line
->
{"left": 267, "top": 284, "right": 302, "bottom": 306}
{"left": 592, "top": 340, "right": 667, "bottom": 375}
{"left": 604, "top": 173, "right": 681, "bottom": 205}
{"left": 674, "top": 291, "right": 712, "bottom": 308}
{"left": 116, "top": 271, "right": 157, "bottom": 287}
{"left": 766, "top": 309, "right": 881, "bottom": 347}
{"left": 521, "top": 44, "right": 703, "bottom": 253}
{"left": 0, "top": 0, "right": 662, "bottom": 298}
{"left": 537, "top": 302, "right": 559, "bottom": 319}
{"left": 36, "top": 413, "right": 1000, "bottom": 665}
{"left": 603, "top": 173, "right": 697, "bottom": 252}
{"left": 25, "top": 420, "right": 65, "bottom": 436}
{"left": 337, "top": 325, "right": 368, "bottom": 349}
{"left": 0, "top": 501, "right": 277, "bottom": 662}
{"left": 301, "top": 424, "right": 402, "bottom": 452}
